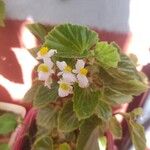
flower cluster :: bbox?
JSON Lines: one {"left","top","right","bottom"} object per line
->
{"left": 37, "top": 47, "right": 89, "bottom": 97}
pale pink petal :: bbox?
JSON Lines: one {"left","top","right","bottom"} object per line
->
{"left": 38, "top": 72, "right": 49, "bottom": 81}
{"left": 56, "top": 61, "right": 67, "bottom": 71}
{"left": 75, "top": 59, "right": 85, "bottom": 72}
{"left": 77, "top": 74, "right": 89, "bottom": 88}
{"left": 58, "top": 88, "right": 70, "bottom": 97}
{"left": 43, "top": 58, "right": 53, "bottom": 68}
{"left": 47, "top": 49, "right": 57, "bottom": 57}
{"left": 63, "top": 73, "right": 76, "bottom": 83}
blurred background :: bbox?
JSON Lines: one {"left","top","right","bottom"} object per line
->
{"left": 0, "top": 0, "right": 150, "bottom": 149}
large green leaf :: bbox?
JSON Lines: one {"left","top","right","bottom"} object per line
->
{"left": 73, "top": 86, "right": 99, "bottom": 120}
{"left": 27, "top": 23, "right": 54, "bottom": 42}
{"left": 24, "top": 82, "right": 58, "bottom": 108}
{"left": 103, "top": 88, "right": 132, "bottom": 105}
{"left": 32, "top": 135, "right": 53, "bottom": 150}
{"left": 44, "top": 24, "right": 98, "bottom": 58}
{"left": 58, "top": 101, "right": 79, "bottom": 132}
{"left": 95, "top": 42, "right": 120, "bottom": 68}
{"left": 0, "top": 0, "right": 5, "bottom": 27}
{"left": 106, "top": 54, "right": 142, "bottom": 80}
{"left": 109, "top": 116, "right": 122, "bottom": 139}
{"left": 33, "top": 83, "right": 58, "bottom": 108}
{"left": 128, "top": 120, "right": 146, "bottom": 150}
{"left": 76, "top": 115, "right": 100, "bottom": 150}
{"left": 36, "top": 106, "right": 58, "bottom": 131}
{"left": 99, "top": 67, "right": 148, "bottom": 96}
{"left": 0, "top": 113, "right": 17, "bottom": 135}
{"left": 95, "top": 100, "right": 112, "bottom": 120}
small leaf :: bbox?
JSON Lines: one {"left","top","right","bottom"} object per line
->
{"left": 95, "top": 42, "right": 120, "bottom": 68}
{"left": 32, "top": 135, "right": 53, "bottom": 150}
{"left": 59, "top": 143, "right": 71, "bottom": 150}
{"left": 98, "top": 136, "right": 107, "bottom": 150}
{"left": 73, "top": 86, "right": 99, "bottom": 120}
{"left": 26, "top": 23, "right": 53, "bottom": 42}
{"left": 128, "top": 120, "right": 146, "bottom": 150}
{"left": 36, "top": 106, "right": 58, "bottom": 131}
{"left": 109, "top": 116, "right": 122, "bottom": 139}
{"left": 95, "top": 100, "right": 112, "bottom": 120}
{"left": 76, "top": 115, "right": 100, "bottom": 150}
{"left": 0, "top": 113, "right": 17, "bottom": 135}
{"left": 58, "top": 101, "right": 79, "bottom": 132}
{"left": 33, "top": 82, "right": 59, "bottom": 108}
{"left": 0, "top": 0, "right": 5, "bottom": 27}
{"left": 44, "top": 24, "right": 98, "bottom": 58}
{"left": 0, "top": 143, "right": 9, "bottom": 150}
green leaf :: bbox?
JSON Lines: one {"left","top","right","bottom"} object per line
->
{"left": 36, "top": 106, "right": 58, "bottom": 131}
{"left": 23, "top": 81, "right": 42, "bottom": 103}
{"left": 130, "top": 107, "right": 143, "bottom": 119}
{"left": 0, "top": 0, "right": 5, "bottom": 27}
{"left": 98, "top": 136, "right": 107, "bottom": 150}
{"left": 26, "top": 23, "right": 53, "bottom": 42}
{"left": 128, "top": 120, "right": 146, "bottom": 150}
{"left": 95, "top": 100, "right": 112, "bottom": 120}
{"left": 44, "top": 24, "right": 98, "bottom": 58}
{"left": 0, "top": 143, "right": 9, "bottom": 150}
{"left": 76, "top": 115, "right": 100, "bottom": 150}
{"left": 73, "top": 86, "right": 99, "bottom": 120}
{"left": 32, "top": 135, "right": 53, "bottom": 150}
{"left": 58, "top": 101, "right": 79, "bottom": 132}
{"left": 59, "top": 143, "right": 71, "bottom": 150}
{"left": 106, "top": 54, "right": 141, "bottom": 80}
{"left": 33, "top": 82, "right": 58, "bottom": 108}
{"left": 109, "top": 116, "right": 122, "bottom": 139}
{"left": 24, "top": 81, "right": 58, "bottom": 108}
{"left": 95, "top": 42, "right": 120, "bottom": 68}
{"left": 103, "top": 88, "right": 132, "bottom": 105}
{"left": 0, "top": 113, "right": 17, "bottom": 135}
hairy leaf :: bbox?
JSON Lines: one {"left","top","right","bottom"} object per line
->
{"left": 26, "top": 23, "right": 53, "bottom": 42}
{"left": 95, "top": 42, "right": 120, "bottom": 68}
{"left": 58, "top": 101, "right": 79, "bottom": 132}
{"left": 109, "top": 116, "right": 122, "bottom": 139}
{"left": 36, "top": 106, "right": 58, "bottom": 131}
{"left": 44, "top": 24, "right": 98, "bottom": 58}
{"left": 76, "top": 115, "right": 100, "bottom": 150}
{"left": 95, "top": 100, "right": 112, "bottom": 120}
{"left": 59, "top": 143, "right": 71, "bottom": 150}
{"left": 32, "top": 135, "right": 53, "bottom": 150}
{"left": 0, "top": 113, "right": 17, "bottom": 135}
{"left": 73, "top": 86, "right": 99, "bottom": 120}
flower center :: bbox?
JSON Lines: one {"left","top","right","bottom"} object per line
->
{"left": 64, "top": 66, "right": 72, "bottom": 72}
{"left": 80, "top": 68, "right": 88, "bottom": 75}
{"left": 39, "top": 47, "right": 48, "bottom": 56}
{"left": 60, "top": 83, "right": 70, "bottom": 91}
{"left": 38, "top": 64, "right": 49, "bottom": 73}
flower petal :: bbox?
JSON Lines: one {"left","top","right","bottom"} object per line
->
{"left": 56, "top": 61, "right": 67, "bottom": 71}
{"left": 38, "top": 72, "right": 49, "bottom": 81}
{"left": 43, "top": 58, "right": 54, "bottom": 68}
{"left": 77, "top": 74, "right": 89, "bottom": 88}
{"left": 47, "top": 49, "right": 57, "bottom": 57}
{"left": 45, "top": 77, "right": 53, "bottom": 89}
{"left": 58, "top": 88, "right": 70, "bottom": 97}
{"left": 75, "top": 59, "right": 85, "bottom": 72}
{"left": 63, "top": 73, "right": 76, "bottom": 83}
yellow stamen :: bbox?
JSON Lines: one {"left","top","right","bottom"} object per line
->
{"left": 64, "top": 66, "right": 72, "bottom": 72}
{"left": 60, "top": 83, "right": 70, "bottom": 91}
{"left": 80, "top": 68, "right": 88, "bottom": 75}
{"left": 39, "top": 47, "right": 48, "bottom": 56}
{"left": 38, "top": 64, "right": 49, "bottom": 72}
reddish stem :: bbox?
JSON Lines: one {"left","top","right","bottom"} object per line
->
{"left": 106, "top": 131, "right": 114, "bottom": 150}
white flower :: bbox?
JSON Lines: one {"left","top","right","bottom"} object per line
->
{"left": 56, "top": 61, "right": 76, "bottom": 83}
{"left": 73, "top": 59, "right": 89, "bottom": 88}
{"left": 37, "top": 47, "right": 57, "bottom": 64}
{"left": 37, "top": 63, "right": 54, "bottom": 88}
{"left": 58, "top": 80, "right": 73, "bottom": 97}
